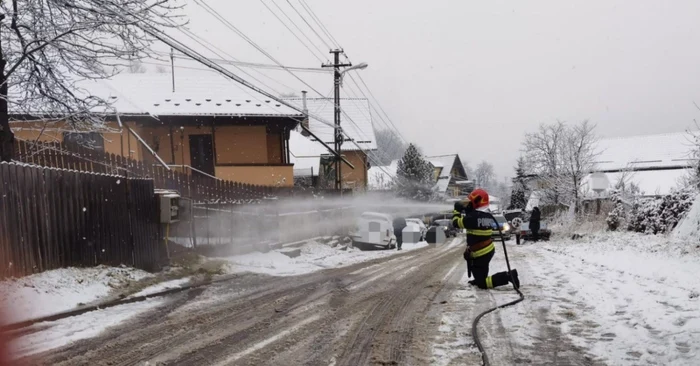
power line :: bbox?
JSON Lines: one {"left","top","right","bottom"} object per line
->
{"left": 298, "top": 0, "right": 341, "bottom": 48}
{"left": 194, "top": 0, "right": 328, "bottom": 98}
{"left": 351, "top": 70, "right": 408, "bottom": 143}
{"left": 258, "top": 0, "right": 327, "bottom": 63}
{"left": 284, "top": 0, "right": 332, "bottom": 50}
{"left": 151, "top": 50, "right": 331, "bottom": 73}
{"left": 152, "top": 18, "right": 300, "bottom": 96}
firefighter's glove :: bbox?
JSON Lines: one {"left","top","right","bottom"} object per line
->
{"left": 454, "top": 201, "right": 466, "bottom": 213}
{"left": 463, "top": 249, "right": 470, "bottom": 262}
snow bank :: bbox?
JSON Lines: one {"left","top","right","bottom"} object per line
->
{"left": 0, "top": 266, "right": 152, "bottom": 324}
{"left": 222, "top": 240, "right": 430, "bottom": 276}
{"left": 11, "top": 298, "right": 165, "bottom": 358}
{"left": 128, "top": 277, "right": 192, "bottom": 298}
{"left": 675, "top": 194, "right": 700, "bottom": 241}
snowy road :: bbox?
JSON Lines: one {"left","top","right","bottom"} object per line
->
{"left": 16, "top": 239, "right": 469, "bottom": 365}
{"left": 12, "top": 233, "right": 700, "bottom": 365}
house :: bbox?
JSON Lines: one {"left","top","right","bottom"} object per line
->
{"left": 10, "top": 72, "right": 306, "bottom": 187}
{"left": 582, "top": 132, "right": 698, "bottom": 197}
{"left": 287, "top": 97, "right": 377, "bottom": 190}
{"left": 428, "top": 154, "right": 473, "bottom": 199}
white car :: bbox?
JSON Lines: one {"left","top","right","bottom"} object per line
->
{"left": 406, "top": 218, "right": 427, "bottom": 241}
{"left": 350, "top": 212, "right": 397, "bottom": 249}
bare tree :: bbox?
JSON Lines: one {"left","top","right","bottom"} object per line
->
{"left": 523, "top": 120, "right": 599, "bottom": 212}
{"left": 523, "top": 121, "right": 567, "bottom": 204}
{"left": 0, "top": 0, "right": 185, "bottom": 161}
{"left": 560, "top": 120, "right": 599, "bottom": 212}
{"left": 474, "top": 161, "right": 495, "bottom": 189}
{"left": 155, "top": 64, "right": 168, "bottom": 73}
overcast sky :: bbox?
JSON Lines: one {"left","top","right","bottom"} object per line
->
{"left": 159, "top": 0, "right": 700, "bottom": 178}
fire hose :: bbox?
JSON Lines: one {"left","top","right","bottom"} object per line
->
{"left": 470, "top": 212, "right": 525, "bottom": 366}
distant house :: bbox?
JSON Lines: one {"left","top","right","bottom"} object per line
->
{"left": 583, "top": 132, "right": 698, "bottom": 197}
{"left": 10, "top": 72, "right": 304, "bottom": 187}
{"left": 428, "top": 154, "right": 473, "bottom": 199}
{"left": 287, "top": 97, "right": 377, "bottom": 190}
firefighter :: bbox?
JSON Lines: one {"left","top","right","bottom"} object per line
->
{"left": 453, "top": 189, "right": 520, "bottom": 289}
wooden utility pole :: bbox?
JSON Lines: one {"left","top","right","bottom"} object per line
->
{"left": 322, "top": 49, "right": 351, "bottom": 192}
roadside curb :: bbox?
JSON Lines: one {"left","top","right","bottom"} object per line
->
{"left": 0, "top": 273, "right": 242, "bottom": 333}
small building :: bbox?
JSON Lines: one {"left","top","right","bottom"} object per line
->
{"left": 583, "top": 132, "right": 698, "bottom": 197}
{"left": 287, "top": 97, "right": 377, "bottom": 190}
{"left": 428, "top": 154, "right": 473, "bottom": 199}
{"left": 11, "top": 72, "right": 305, "bottom": 186}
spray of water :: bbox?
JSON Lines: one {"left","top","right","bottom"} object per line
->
{"left": 174, "top": 193, "right": 455, "bottom": 255}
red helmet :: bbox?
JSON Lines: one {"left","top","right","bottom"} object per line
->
{"left": 468, "top": 188, "right": 490, "bottom": 209}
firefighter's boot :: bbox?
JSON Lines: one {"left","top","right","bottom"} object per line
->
{"left": 509, "top": 269, "right": 520, "bottom": 289}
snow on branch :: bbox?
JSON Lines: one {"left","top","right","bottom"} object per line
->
{"left": 0, "top": 0, "right": 185, "bottom": 134}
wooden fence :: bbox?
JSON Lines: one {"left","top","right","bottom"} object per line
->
{"left": 0, "top": 162, "right": 166, "bottom": 279}
{"left": 13, "top": 139, "right": 341, "bottom": 203}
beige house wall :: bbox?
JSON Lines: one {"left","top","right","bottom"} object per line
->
{"left": 215, "top": 165, "right": 293, "bottom": 187}
{"left": 340, "top": 150, "right": 368, "bottom": 190}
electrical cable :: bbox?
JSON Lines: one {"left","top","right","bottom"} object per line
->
{"left": 194, "top": 0, "right": 328, "bottom": 98}
{"left": 470, "top": 212, "right": 525, "bottom": 366}
{"left": 299, "top": 0, "right": 341, "bottom": 48}
{"left": 259, "top": 0, "right": 327, "bottom": 63}
{"left": 284, "top": 0, "right": 332, "bottom": 50}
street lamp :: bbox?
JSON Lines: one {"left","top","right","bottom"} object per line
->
{"left": 339, "top": 62, "right": 368, "bottom": 87}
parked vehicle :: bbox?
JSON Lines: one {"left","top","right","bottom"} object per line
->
{"left": 406, "top": 218, "right": 428, "bottom": 241}
{"left": 490, "top": 214, "right": 513, "bottom": 241}
{"left": 519, "top": 222, "right": 552, "bottom": 242}
{"left": 350, "top": 212, "right": 397, "bottom": 249}
{"left": 433, "top": 219, "right": 459, "bottom": 238}
{"left": 503, "top": 209, "right": 524, "bottom": 223}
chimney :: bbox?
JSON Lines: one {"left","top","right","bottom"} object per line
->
{"left": 301, "top": 90, "right": 310, "bottom": 136}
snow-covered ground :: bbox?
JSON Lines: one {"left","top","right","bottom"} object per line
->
{"left": 128, "top": 277, "right": 193, "bottom": 298}
{"left": 0, "top": 266, "right": 152, "bottom": 324}
{"left": 10, "top": 299, "right": 166, "bottom": 359}
{"left": 432, "top": 231, "right": 700, "bottom": 365}
{"left": 222, "top": 240, "right": 429, "bottom": 276}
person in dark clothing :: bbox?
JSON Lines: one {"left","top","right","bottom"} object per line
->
{"left": 529, "top": 207, "right": 541, "bottom": 242}
{"left": 393, "top": 216, "right": 407, "bottom": 251}
{"left": 453, "top": 189, "right": 520, "bottom": 289}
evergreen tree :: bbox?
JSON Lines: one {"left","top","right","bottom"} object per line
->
{"left": 509, "top": 157, "right": 529, "bottom": 209}
{"left": 395, "top": 144, "right": 435, "bottom": 201}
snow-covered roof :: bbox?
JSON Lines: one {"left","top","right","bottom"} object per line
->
{"left": 429, "top": 154, "right": 464, "bottom": 194}
{"left": 429, "top": 155, "right": 458, "bottom": 177}
{"left": 284, "top": 98, "right": 377, "bottom": 151}
{"left": 289, "top": 130, "right": 327, "bottom": 176}
{"left": 435, "top": 176, "right": 451, "bottom": 194}
{"left": 368, "top": 160, "right": 398, "bottom": 190}
{"left": 593, "top": 132, "right": 698, "bottom": 172}
{"left": 15, "top": 72, "right": 303, "bottom": 118}
{"left": 583, "top": 169, "right": 693, "bottom": 197}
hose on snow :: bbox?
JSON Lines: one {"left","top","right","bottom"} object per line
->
{"left": 470, "top": 212, "right": 525, "bottom": 366}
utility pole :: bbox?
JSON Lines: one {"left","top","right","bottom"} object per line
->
{"left": 322, "top": 49, "right": 351, "bottom": 192}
